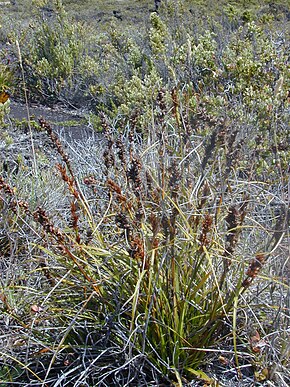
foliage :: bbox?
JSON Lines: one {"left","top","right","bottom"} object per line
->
{"left": 17, "top": 0, "right": 98, "bottom": 106}
{"left": 0, "top": 96, "right": 289, "bottom": 385}
{"left": 0, "top": 62, "right": 13, "bottom": 123}
{"left": 18, "top": 1, "right": 289, "bottom": 128}
{"left": 0, "top": 0, "right": 289, "bottom": 385}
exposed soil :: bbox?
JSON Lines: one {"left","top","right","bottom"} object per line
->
{"left": 8, "top": 100, "right": 95, "bottom": 141}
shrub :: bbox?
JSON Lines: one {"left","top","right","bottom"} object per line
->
{"left": 20, "top": 0, "right": 98, "bottom": 106}
{"left": 0, "top": 62, "right": 13, "bottom": 123}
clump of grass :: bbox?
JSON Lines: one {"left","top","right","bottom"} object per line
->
{"left": 0, "top": 1, "right": 289, "bottom": 385}
{"left": 1, "top": 82, "right": 289, "bottom": 385}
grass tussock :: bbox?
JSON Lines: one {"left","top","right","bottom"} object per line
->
{"left": 0, "top": 0, "right": 289, "bottom": 386}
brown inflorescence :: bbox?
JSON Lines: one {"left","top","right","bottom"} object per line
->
{"left": 39, "top": 118, "right": 74, "bottom": 178}
{"left": 127, "top": 157, "right": 143, "bottom": 198}
{"left": 0, "top": 176, "right": 15, "bottom": 196}
{"left": 103, "top": 149, "right": 115, "bottom": 172}
{"left": 107, "top": 179, "right": 129, "bottom": 211}
{"left": 129, "top": 235, "right": 145, "bottom": 263}
{"left": 33, "top": 207, "right": 65, "bottom": 244}
{"left": 84, "top": 175, "right": 98, "bottom": 194}
{"left": 100, "top": 112, "right": 115, "bottom": 174}
{"left": 224, "top": 206, "right": 240, "bottom": 260}
{"left": 219, "top": 205, "right": 243, "bottom": 290}
{"left": 0, "top": 177, "right": 30, "bottom": 215}
{"left": 191, "top": 181, "right": 211, "bottom": 230}
{"left": 10, "top": 199, "right": 30, "bottom": 215}
{"left": 84, "top": 175, "right": 97, "bottom": 186}
{"left": 149, "top": 213, "right": 160, "bottom": 237}
{"left": 157, "top": 88, "right": 166, "bottom": 123}
{"left": 115, "top": 212, "right": 131, "bottom": 234}
{"left": 107, "top": 178, "right": 122, "bottom": 195}
{"left": 129, "top": 110, "right": 139, "bottom": 131}
{"left": 199, "top": 213, "right": 213, "bottom": 247}
{"left": 116, "top": 138, "right": 126, "bottom": 165}
{"left": 56, "top": 163, "right": 79, "bottom": 200}
{"left": 171, "top": 87, "right": 181, "bottom": 127}
{"left": 99, "top": 111, "right": 111, "bottom": 134}
{"left": 33, "top": 207, "right": 98, "bottom": 290}
{"left": 242, "top": 253, "right": 265, "bottom": 288}
{"left": 70, "top": 200, "right": 80, "bottom": 244}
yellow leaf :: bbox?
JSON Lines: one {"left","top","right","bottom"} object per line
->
{"left": 186, "top": 367, "right": 214, "bottom": 383}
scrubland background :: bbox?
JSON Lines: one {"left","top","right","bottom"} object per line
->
{"left": 0, "top": 0, "right": 289, "bottom": 386}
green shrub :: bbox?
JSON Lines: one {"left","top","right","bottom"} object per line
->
{"left": 0, "top": 62, "right": 13, "bottom": 123}
{"left": 21, "top": 0, "right": 98, "bottom": 106}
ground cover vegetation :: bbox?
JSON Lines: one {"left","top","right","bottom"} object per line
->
{"left": 0, "top": 0, "right": 289, "bottom": 385}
